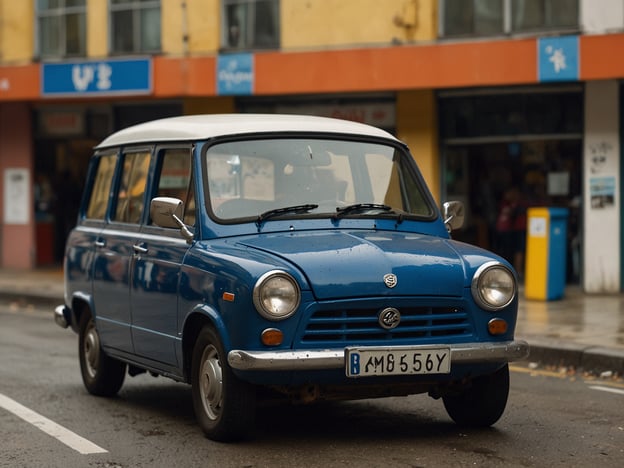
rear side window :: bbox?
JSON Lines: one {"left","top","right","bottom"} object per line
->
{"left": 113, "top": 150, "right": 151, "bottom": 224}
{"left": 86, "top": 154, "right": 117, "bottom": 220}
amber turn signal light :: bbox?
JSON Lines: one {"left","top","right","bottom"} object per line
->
{"left": 488, "top": 318, "right": 508, "bottom": 335}
{"left": 261, "top": 328, "right": 284, "bottom": 346}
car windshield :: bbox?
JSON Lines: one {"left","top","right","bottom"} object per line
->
{"left": 204, "top": 138, "right": 434, "bottom": 222}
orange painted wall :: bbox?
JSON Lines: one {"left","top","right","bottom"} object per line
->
{"left": 255, "top": 38, "right": 537, "bottom": 95}
{"left": 580, "top": 33, "right": 624, "bottom": 80}
{"left": 152, "top": 34, "right": 624, "bottom": 98}
{"left": 0, "top": 64, "right": 39, "bottom": 100}
{"left": 153, "top": 57, "right": 216, "bottom": 97}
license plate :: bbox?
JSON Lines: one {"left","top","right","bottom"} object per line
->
{"left": 345, "top": 346, "right": 451, "bottom": 378}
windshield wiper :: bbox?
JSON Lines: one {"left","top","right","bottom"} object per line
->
{"left": 256, "top": 204, "right": 319, "bottom": 226}
{"left": 333, "top": 203, "right": 393, "bottom": 219}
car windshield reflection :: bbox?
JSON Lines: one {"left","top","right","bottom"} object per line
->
{"left": 205, "top": 138, "right": 434, "bottom": 222}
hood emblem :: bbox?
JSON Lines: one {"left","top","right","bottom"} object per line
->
{"left": 383, "top": 273, "right": 397, "bottom": 288}
{"left": 379, "top": 307, "right": 401, "bottom": 330}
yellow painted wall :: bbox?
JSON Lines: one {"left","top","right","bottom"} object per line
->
{"left": 162, "top": 0, "right": 220, "bottom": 55}
{"left": 87, "top": 0, "right": 107, "bottom": 58}
{"left": 1, "top": 0, "right": 438, "bottom": 61}
{"left": 396, "top": 90, "right": 440, "bottom": 203}
{"left": 282, "top": 0, "right": 436, "bottom": 49}
{"left": 0, "top": 0, "right": 34, "bottom": 63}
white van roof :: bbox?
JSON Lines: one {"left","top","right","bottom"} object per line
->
{"left": 95, "top": 114, "right": 398, "bottom": 149}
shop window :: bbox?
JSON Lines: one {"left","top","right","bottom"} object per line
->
{"left": 439, "top": 90, "right": 583, "bottom": 140}
{"left": 37, "top": 0, "right": 87, "bottom": 58}
{"left": 221, "top": 0, "right": 280, "bottom": 50}
{"left": 113, "top": 103, "right": 183, "bottom": 131}
{"left": 440, "top": 0, "right": 578, "bottom": 38}
{"left": 110, "top": 0, "right": 161, "bottom": 54}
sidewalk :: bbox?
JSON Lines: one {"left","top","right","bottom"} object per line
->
{"left": 1, "top": 268, "right": 623, "bottom": 376}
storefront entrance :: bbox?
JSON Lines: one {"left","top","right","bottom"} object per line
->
{"left": 33, "top": 102, "right": 183, "bottom": 265}
{"left": 439, "top": 86, "right": 583, "bottom": 283}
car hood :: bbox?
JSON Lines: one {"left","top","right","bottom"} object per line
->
{"left": 238, "top": 230, "right": 467, "bottom": 300}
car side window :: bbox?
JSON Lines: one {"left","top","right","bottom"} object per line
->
{"left": 113, "top": 150, "right": 151, "bottom": 224}
{"left": 86, "top": 154, "right": 117, "bottom": 220}
{"left": 155, "top": 148, "right": 195, "bottom": 226}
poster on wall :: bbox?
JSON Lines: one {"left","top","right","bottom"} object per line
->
{"left": 589, "top": 176, "right": 615, "bottom": 209}
{"left": 3, "top": 168, "right": 30, "bottom": 225}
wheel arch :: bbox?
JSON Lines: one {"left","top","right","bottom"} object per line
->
{"left": 69, "top": 291, "right": 95, "bottom": 333}
{"left": 181, "top": 305, "right": 230, "bottom": 383}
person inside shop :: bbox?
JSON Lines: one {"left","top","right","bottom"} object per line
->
{"left": 494, "top": 186, "right": 527, "bottom": 277}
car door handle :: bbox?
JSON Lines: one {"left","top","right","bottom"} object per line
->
{"left": 94, "top": 240, "right": 105, "bottom": 248}
{"left": 133, "top": 243, "right": 148, "bottom": 254}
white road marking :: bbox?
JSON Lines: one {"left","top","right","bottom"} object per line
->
{"left": 0, "top": 392, "right": 107, "bottom": 454}
{"left": 589, "top": 385, "right": 624, "bottom": 396}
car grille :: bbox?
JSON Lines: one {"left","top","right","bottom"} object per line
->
{"left": 301, "top": 305, "right": 472, "bottom": 345}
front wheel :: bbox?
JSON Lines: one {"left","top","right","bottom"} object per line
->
{"left": 191, "top": 326, "right": 256, "bottom": 442}
{"left": 442, "top": 364, "right": 510, "bottom": 427}
{"left": 78, "top": 313, "right": 126, "bottom": 396}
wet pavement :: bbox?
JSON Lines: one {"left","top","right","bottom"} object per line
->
{"left": 1, "top": 268, "right": 623, "bottom": 375}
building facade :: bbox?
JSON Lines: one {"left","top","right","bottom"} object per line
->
{"left": 0, "top": 0, "right": 623, "bottom": 293}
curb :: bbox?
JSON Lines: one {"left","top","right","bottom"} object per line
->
{"left": 0, "top": 292, "right": 62, "bottom": 309}
{"left": 521, "top": 339, "right": 624, "bottom": 375}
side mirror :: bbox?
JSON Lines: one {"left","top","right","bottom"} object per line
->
{"left": 150, "top": 197, "right": 194, "bottom": 242}
{"left": 443, "top": 201, "right": 465, "bottom": 233}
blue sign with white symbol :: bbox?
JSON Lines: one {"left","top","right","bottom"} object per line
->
{"left": 217, "top": 53, "right": 254, "bottom": 95}
{"left": 42, "top": 58, "right": 152, "bottom": 97}
{"left": 538, "top": 36, "right": 579, "bottom": 82}
{"left": 350, "top": 352, "right": 361, "bottom": 375}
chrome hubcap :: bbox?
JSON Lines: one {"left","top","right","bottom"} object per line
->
{"left": 199, "top": 345, "right": 223, "bottom": 421}
{"left": 84, "top": 322, "right": 100, "bottom": 378}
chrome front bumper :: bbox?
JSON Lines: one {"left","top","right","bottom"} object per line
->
{"left": 54, "top": 305, "right": 70, "bottom": 329}
{"left": 228, "top": 340, "right": 530, "bottom": 371}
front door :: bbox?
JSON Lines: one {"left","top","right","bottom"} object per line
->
{"left": 130, "top": 146, "right": 194, "bottom": 367}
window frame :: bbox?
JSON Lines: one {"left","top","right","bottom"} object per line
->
{"left": 85, "top": 152, "right": 118, "bottom": 221}
{"left": 108, "top": 0, "right": 162, "bottom": 55}
{"left": 112, "top": 148, "right": 152, "bottom": 225}
{"left": 152, "top": 146, "right": 196, "bottom": 227}
{"left": 220, "top": 0, "right": 280, "bottom": 51}
{"left": 36, "top": 0, "right": 87, "bottom": 59}
{"left": 438, "top": 0, "right": 579, "bottom": 39}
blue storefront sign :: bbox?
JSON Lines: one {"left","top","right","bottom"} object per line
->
{"left": 217, "top": 53, "right": 254, "bottom": 95}
{"left": 538, "top": 36, "right": 579, "bottom": 82}
{"left": 42, "top": 58, "right": 151, "bottom": 97}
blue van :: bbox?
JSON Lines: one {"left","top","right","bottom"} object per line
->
{"left": 54, "top": 114, "right": 528, "bottom": 441}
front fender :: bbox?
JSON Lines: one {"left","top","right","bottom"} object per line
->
{"left": 178, "top": 303, "right": 231, "bottom": 381}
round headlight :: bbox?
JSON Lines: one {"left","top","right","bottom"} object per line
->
{"left": 471, "top": 262, "right": 516, "bottom": 311}
{"left": 253, "top": 271, "right": 300, "bottom": 321}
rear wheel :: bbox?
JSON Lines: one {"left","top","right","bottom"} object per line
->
{"left": 442, "top": 364, "right": 510, "bottom": 427}
{"left": 191, "top": 326, "right": 256, "bottom": 441}
{"left": 78, "top": 313, "right": 126, "bottom": 396}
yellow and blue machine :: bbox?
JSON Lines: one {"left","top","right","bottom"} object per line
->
{"left": 524, "top": 207, "right": 569, "bottom": 300}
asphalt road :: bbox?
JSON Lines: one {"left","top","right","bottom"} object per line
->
{"left": 1, "top": 303, "right": 623, "bottom": 468}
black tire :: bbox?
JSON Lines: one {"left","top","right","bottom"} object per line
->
{"left": 442, "top": 364, "right": 510, "bottom": 427}
{"left": 78, "top": 312, "right": 126, "bottom": 397}
{"left": 191, "top": 326, "right": 256, "bottom": 442}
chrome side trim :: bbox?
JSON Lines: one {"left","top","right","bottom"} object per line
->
{"left": 228, "top": 340, "right": 530, "bottom": 371}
